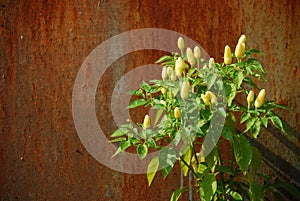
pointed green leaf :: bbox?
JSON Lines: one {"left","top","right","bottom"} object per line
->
{"left": 111, "top": 127, "right": 128, "bottom": 137}
{"left": 260, "top": 117, "right": 268, "bottom": 128}
{"left": 241, "top": 113, "right": 251, "bottom": 124}
{"left": 111, "top": 147, "right": 122, "bottom": 158}
{"left": 206, "top": 73, "right": 218, "bottom": 90}
{"left": 161, "top": 165, "right": 173, "bottom": 179}
{"left": 147, "top": 157, "right": 159, "bottom": 186}
{"left": 140, "top": 81, "right": 151, "bottom": 91}
{"left": 270, "top": 116, "right": 283, "bottom": 131}
{"left": 199, "top": 173, "right": 217, "bottom": 201}
{"left": 154, "top": 109, "right": 164, "bottom": 126}
{"left": 156, "top": 55, "right": 171, "bottom": 63}
{"left": 127, "top": 99, "right": 147, "bottom": 109}
{"left": 109, "top": 137, "right": 127, "bottom": 143}
{"left": 224, "top": 83, "right": 237, "bottom": 106}
{"left": 205, "top": 147, "right": 218, "bottom": 172}
{"left": 229, "top": 191, "right": 243, "bottom": 200}
{"left": 233, "top": 135, "right": 252, "bottom": 173}
{"left": 245, "top": 117, "right": 257, "bottom": 132}
{"left": 173, "top": 131, "right": 181, "bottom": 146}
{"left": 221, "top": 125, "right": 233, "bottom": 142}
{"left": 146, "top": 138, "right": 157, "bottom": 148}
{"left": 234, "top": 71, "right": 244, "bottom": 89}
{"left": 251, "top": 120, "right": 261, "bottom": 138}
{"left": 170, "top": 189, "right": 185, "bottom": 201}
{"left": 137, "top": 144, "right": 148, "bottom": 159}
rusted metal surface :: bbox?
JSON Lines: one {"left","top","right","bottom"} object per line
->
{"left": 0, "top": 0, "right": 299, "bottom": 200}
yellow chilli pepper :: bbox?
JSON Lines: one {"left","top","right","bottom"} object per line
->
{"left": 224, "top": 45, "right": 232, "bottom": 65}
{"left": 235, "top": 42, "right": 245, "bottom": 59}
{"left": 180, "top": 81, "right": 190, "bottom": 100}
{"left": 174, "top": 107, "right": 181, "bottom": 119}
{"left": 167, "top": 67, "right": 173, "bottom": 77}
{"left": 177, "top": 37, "right": 184, "bottom": 50}
{"left": 247, "top": 90, "right": 255, "bottom": 109}
{"left": 161, "top": 87, "right": 167, "bottom": 95}
{"left": 209, "top": 58, "right": 215, "bottom": 68}
{"left": 238, "top": 34, "right": 247, "bottom": 44}
{"left": 194, "top": 46, "right": 201, "bottom": 59}
{"left": 143, "top": 115, "right": 151, "bottom": 129}
{"left": 175, "top": 57, "right": 185, "bottom": 76}
{"left": 186, "top": 47, "right": 195, "bottom": 66}
{"left": 254, "top": 89, "right": 266, "bottom": 108}
{"left": 161, "top": 66, "right": 168, "bottom": 80}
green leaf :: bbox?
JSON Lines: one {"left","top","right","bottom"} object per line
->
{"left": 140, "top": 81, "right": 151, "bottom": 91}
{"left": 221, "top": 125, "right": 233, "bottom": 142}
{"left": 147, "top": 157, "right": 159, "bottom": 186}
{"left": 120, "top": 140, "right": 131, "bottom": 150}
{"left": 205, "top": 147, "right": 218, "bottom": 173}
{"left": 154, "top": 109, "right": 164, "bottom": 126}
{"left": 156, "top": 55, "right": 171, "bottom": 63}
{"left": 199, "top": 173, "right": 217, "bottom": 201}
{"left": 260, "top": 117, "right": 268, "bottom": 128}
{"left": 146, "top": 138, "right": 157, "bottom": 148}
{"left": 245, "top": 117, "right": 257, "bottom": 132}
{"left": 161, "top": 165, "right": 173, "bottom": 179}
{"left": 137, "top": 144, "right": 148, "bottom": 159}
{"left": 241, "top": 112, "right": 251, "bottom": 124}
{"left": 195, "top": 163, "right": 209, "bottom": 175}
{"left": 173, "top": 131, "right": 181, "bottom": 146}
{"left": 206, "top": 73, "right": 218, "bottom": 90}
{"left": 111, "top": 140, "right": 131, "bottom": 158}
{"left": 224, "top": 83, "right": 237, "bottom": 106}
{"left": 270, "top": 116, "right": 283, "bottom": 131}
{"left": 159, "top": 147, "right": 177, "bottom": 170}
{"left": 127, "top": 99, "right": 147, "bottom": 109}
{"left": 249, "top": 182, "right": 264, "bottom": 201}
{"left": 229, "top": 191, "right": 243, "bottom": 200}
{"left": 234, "top": 71, "right": 244, "bottom": 89}
{"left": 247, "top": 58, "right": 265, "bottom": 74}
{"left": 170, "top": 189, "right": 185, "bottom": 201}
{"left": 111, "top": 127, "right": 128, "bottom": 137}
{"left": 109, "top": 137, "right": 127, "bottom": 143}
{"left": 233, "top": 135, "right": 252, "bottom": 173}
{"left": 251, "top": 120, "right": 262, "bottom": 138}
{"left": 126, "top": 89, "right": 143, "bottom": 96}
{"left": 250, "top": 146, "right": 261, "bottom": 173}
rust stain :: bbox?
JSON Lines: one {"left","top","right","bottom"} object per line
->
{"left": 0, "top": 0, "right": 299, "bottom": 200}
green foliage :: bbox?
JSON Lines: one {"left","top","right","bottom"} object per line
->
{"left": 147, "top": 157, "right": 159, "bottom": 186}
{"left": 109, "top": 36, "right": 297, "bottom": 200}
{"left": 199, "top": 173, "right": 217, "bottom": 201}
{"left": 233, "top": 134, "right": 252, "bottom": 173}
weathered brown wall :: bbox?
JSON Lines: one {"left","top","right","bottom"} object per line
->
{"left": 0, "top": 0, "right": 299, "bottom": 200}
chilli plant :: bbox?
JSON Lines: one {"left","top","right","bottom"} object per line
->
{"left": 110, "top": 35, "right": 296, "bottom": 200}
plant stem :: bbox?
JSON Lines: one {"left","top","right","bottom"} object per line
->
{"left": 180, "top": 156, "right": 197, "bottom": 177}
{"left": 217, "top": 144, "right": 227, "bottom": 199}
{"left": 192, "top": 142, "right": 199, "bottom": 166}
